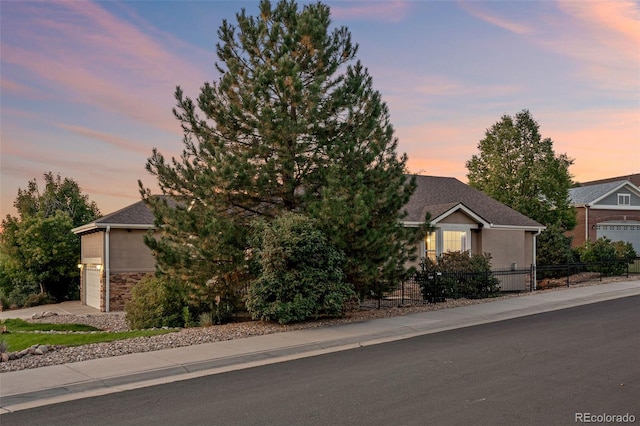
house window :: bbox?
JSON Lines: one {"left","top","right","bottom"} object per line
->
{"left": 443, "top": 230, "right": 467, "bottom": 253}
{"left": 425, "top": 231, "right": 437, "bottom": 260}
{"left": 424, "top": 228, "right": 470, "bottom": 260}
{"left": 618, "top": 193, "right": 630, "bottom": 206}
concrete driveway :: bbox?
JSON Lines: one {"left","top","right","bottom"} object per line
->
{"left": 0, "top": 301, "right": 105, "bottom": 320}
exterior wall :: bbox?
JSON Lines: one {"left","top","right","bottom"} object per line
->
{"left": 480, "top": 229, "right": 527, "bottom": 269}
{"left": 108, "top": 272, "right": 151, "bottom": 311}
{"left": 567, "top": 207, "right": 640, "bottom": 248}
{"left": 470, "top": 229, "right": 482, "bottom": 256}
{"left": 438, "top": 211, "right": 478, "bottom": 225}
{"left": 109, "top": 229, "right": 156, "bottom": 273}
{"left": 599, "top": 191, "right": 640, "bottom": 206}
{"left": 81, "top": 231, "right": 104, "bottom": 261}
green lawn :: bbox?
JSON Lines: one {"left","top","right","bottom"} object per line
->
{"left": 0, "top": 319, "right": 177, "bottom": 352}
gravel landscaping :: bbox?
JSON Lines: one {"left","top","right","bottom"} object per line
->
{"left": 0, "top": 277, "right": 632, "bottom": 373}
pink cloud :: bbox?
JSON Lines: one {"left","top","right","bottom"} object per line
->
{"left": 536, "top": 2, "right": 639, "bottom": 94}
{"left": 1, "top": 1, "right": 210, "bottom": 135}
{"left": 330, "top": 0, "right": 412, "bottom": 23}
{"left": 458, "top": 3, "right": 531, "bottom": 34}
{"left": 56, "top": 124, "right": 153, "bottom": 155}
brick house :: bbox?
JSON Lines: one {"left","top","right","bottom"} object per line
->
{"left": 567, "top": 174, "right": 640, "bottom": 252}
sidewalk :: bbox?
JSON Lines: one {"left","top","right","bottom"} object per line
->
{"left": 1, "top": 280, "right": 639, "bottom": 413}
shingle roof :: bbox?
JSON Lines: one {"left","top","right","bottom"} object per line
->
{"left": 93, "top": 200, "right": 155, "bottom": 225}
{"left": 71, "top": 196, "right": 177, "bottom": 234}
{"left": 404, "top": 175, "right": 543, "bottom": 228}
{"left": 568, "top": 181, "right": 626, "bottom": 205}
{"left": 578, "top": 173, "right": 640, "bottom": 187}
{"left": 74, "top": 177, "right": 544, "bottom": 234}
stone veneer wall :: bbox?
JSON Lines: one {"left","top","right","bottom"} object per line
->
{"left": 108, "top": 272, "right": 150, "bottom": 312}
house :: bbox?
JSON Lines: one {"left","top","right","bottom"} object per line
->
{"left": 567, "top": 174, "right": 640, "bottom": 252}
{"left": 402, "top": 176, "right": 545, "bottom": 290}
{"left": 72, "top": 200, "right": 157, "bottom": 312}
{"left": 73, "top": 175, "right": 545, "bottom": 311}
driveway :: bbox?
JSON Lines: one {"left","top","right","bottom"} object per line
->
{"left": 0, "top": 301, "right": 105, "bottom": 320}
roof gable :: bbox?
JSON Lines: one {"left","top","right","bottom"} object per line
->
{"left": 569, "top": 181, "right": 640, "bottom": 206}
{"left": 403, "top": 175, "right": 543, "bottom": 229}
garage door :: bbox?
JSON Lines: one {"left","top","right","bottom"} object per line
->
{"left": 85, "top": 266, "right": 101, "bottom": 310}
{"left": 596, "top": 221, "right": 640, "bottom": 253}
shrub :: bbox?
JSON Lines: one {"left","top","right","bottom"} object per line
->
{"left": 536, "top": 226, "right": 576, "bottom": 278}
{"left": 576, "top": 238, "right": 637, "bottom": 275}
{"left": 125, "top": 274, "right": 185, "bottom": 329}
{"left": 22, "top": 292, "right": 55, "bottom": 308}
{"left": 246, "top": 213, "right": 356, "bottom": 324}
{"left": 418, "top": 252, "right": 500, "bottom": 300}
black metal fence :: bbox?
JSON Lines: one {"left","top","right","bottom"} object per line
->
{"left": 362, "top": 257, "right": 640, "bottom": 309}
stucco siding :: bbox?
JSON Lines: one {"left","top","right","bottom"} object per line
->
{"left": 439, "top": 211, "right": 478, "bottom": 225}
{"left": 481, "top": 229, "right": 527, "bottom": 269}
{"left": 81, "top": 232, "right": 103, "bottom": 261}
{"left": 109, "top": 229, "right": 156, "bottom": 273}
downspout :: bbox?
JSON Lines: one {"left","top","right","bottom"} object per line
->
{"left": 584, "top": 205, "right": 589, "bottom": 243}
{"left": 105, "top": 226, "right": 111, "bottom": 313}
{"left": 532, "top": 228, "right": 542, "bottom": 290}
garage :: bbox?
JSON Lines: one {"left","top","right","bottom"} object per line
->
{"left": 596, "top": 221, "right": 640, "bottom": 253}
{"left": 84, "top": 265, "right": 102, "bottom": 310}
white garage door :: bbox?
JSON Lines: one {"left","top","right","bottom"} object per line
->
{"left": 596, "top": 221, "right": 640, "bottom": 253}
{"left": 85, "top": 266, "right": 101, "bottom": 310}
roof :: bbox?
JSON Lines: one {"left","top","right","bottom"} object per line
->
{"left": 73, "top": 176, "right": 545, "bottom": 234}
{"left": 578, "top": 173, "right": 640, "bottom": 187}
{"left": 403, "top": 175, "right": 544, "bottom": 229}
{"left": 71, "top": 197, "right": 174, "bottom": 234}
{"left": 569, "top": 180, "right": 640, "bottom": 205}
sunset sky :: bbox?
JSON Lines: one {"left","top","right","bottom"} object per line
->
{"left": 1, "top": 0, "right": 638, "bottom": 219}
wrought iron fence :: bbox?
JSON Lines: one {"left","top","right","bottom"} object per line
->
{"left": 361, "top": 257, "right": 640, "bottom": 309}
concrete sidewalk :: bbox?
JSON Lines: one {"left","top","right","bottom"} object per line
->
{"left": 1, "top": 280, "right": 639, "bottom": 414}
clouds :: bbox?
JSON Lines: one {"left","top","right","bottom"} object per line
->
{"left": 1, "top": 0, "right": 637, "bottom": 219}
{"left": 330, "top": 0, "right": 413, "bottom": 23}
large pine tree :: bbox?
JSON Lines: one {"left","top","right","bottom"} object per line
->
{"left": 141, "top": 0, "right": 422, "bottom": 302}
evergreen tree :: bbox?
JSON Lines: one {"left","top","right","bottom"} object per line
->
{"left": 466, "top": 109, "right": 576, "bottom": 231}
{"left": 141, "top": 0, "right": 423, "bottom": 305}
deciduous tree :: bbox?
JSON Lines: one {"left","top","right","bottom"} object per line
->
{"left": 466, "top": 109, "right": 576, "bottom": 231}
{"left": 0, "top": 172, "right": 100, "bottom": 304}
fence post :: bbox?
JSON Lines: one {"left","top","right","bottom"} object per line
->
{"left": 530, "top": 264, "right": 534, "bottom": 292}
{"left": 566, "top": 264, "right": 570, "bottom": 287}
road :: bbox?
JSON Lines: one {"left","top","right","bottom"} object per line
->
{"left": 3, "top": 296, "right": 639, "bottom": 425}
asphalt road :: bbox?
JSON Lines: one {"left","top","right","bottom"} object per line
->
{"left": 3, "top": 296, "right": 639, "bottom": 426}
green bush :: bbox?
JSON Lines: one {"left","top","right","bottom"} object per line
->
{"left": 125, "top": 274, "right": 186, "bottom": 329}
{"left": 246, "top": 213, "right": 356, "bottom": 324}
{"left": 576, "top": 238, "right": 637, "bottom": 275}
{"left": 419, "top": 251, "right": 500, "bottom": 300}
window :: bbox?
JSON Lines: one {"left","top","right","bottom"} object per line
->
{"left": 424, "top": 228, "right": 470, "bottom": 260}
{"left": 442, "top": 230, "right": 467, "bottom": 253}
{"left": 425, "top": 231, "right": 437, "bottom": 260}
{"left": 618, "top": 193, "right": 630, "bottom": 206}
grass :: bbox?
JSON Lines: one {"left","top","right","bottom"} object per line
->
{"left": 0, "top": 318, "right": 177, "bottom": 353}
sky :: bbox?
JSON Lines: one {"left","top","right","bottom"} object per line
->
{"left": 1, "top": 0, "right": 639, "bottom": 219}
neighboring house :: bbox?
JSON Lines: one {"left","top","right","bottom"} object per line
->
{"left": 567, "top": 174, "right": 640, "bottom": 252}
{"left": 73, "top": 175, "right": 545, "bottom": 311}
{"left": 403, "top": 176, "right": 545, "bottom": 291}
{"left": 72, "top": 200, "right": 157, "bottom": 312}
